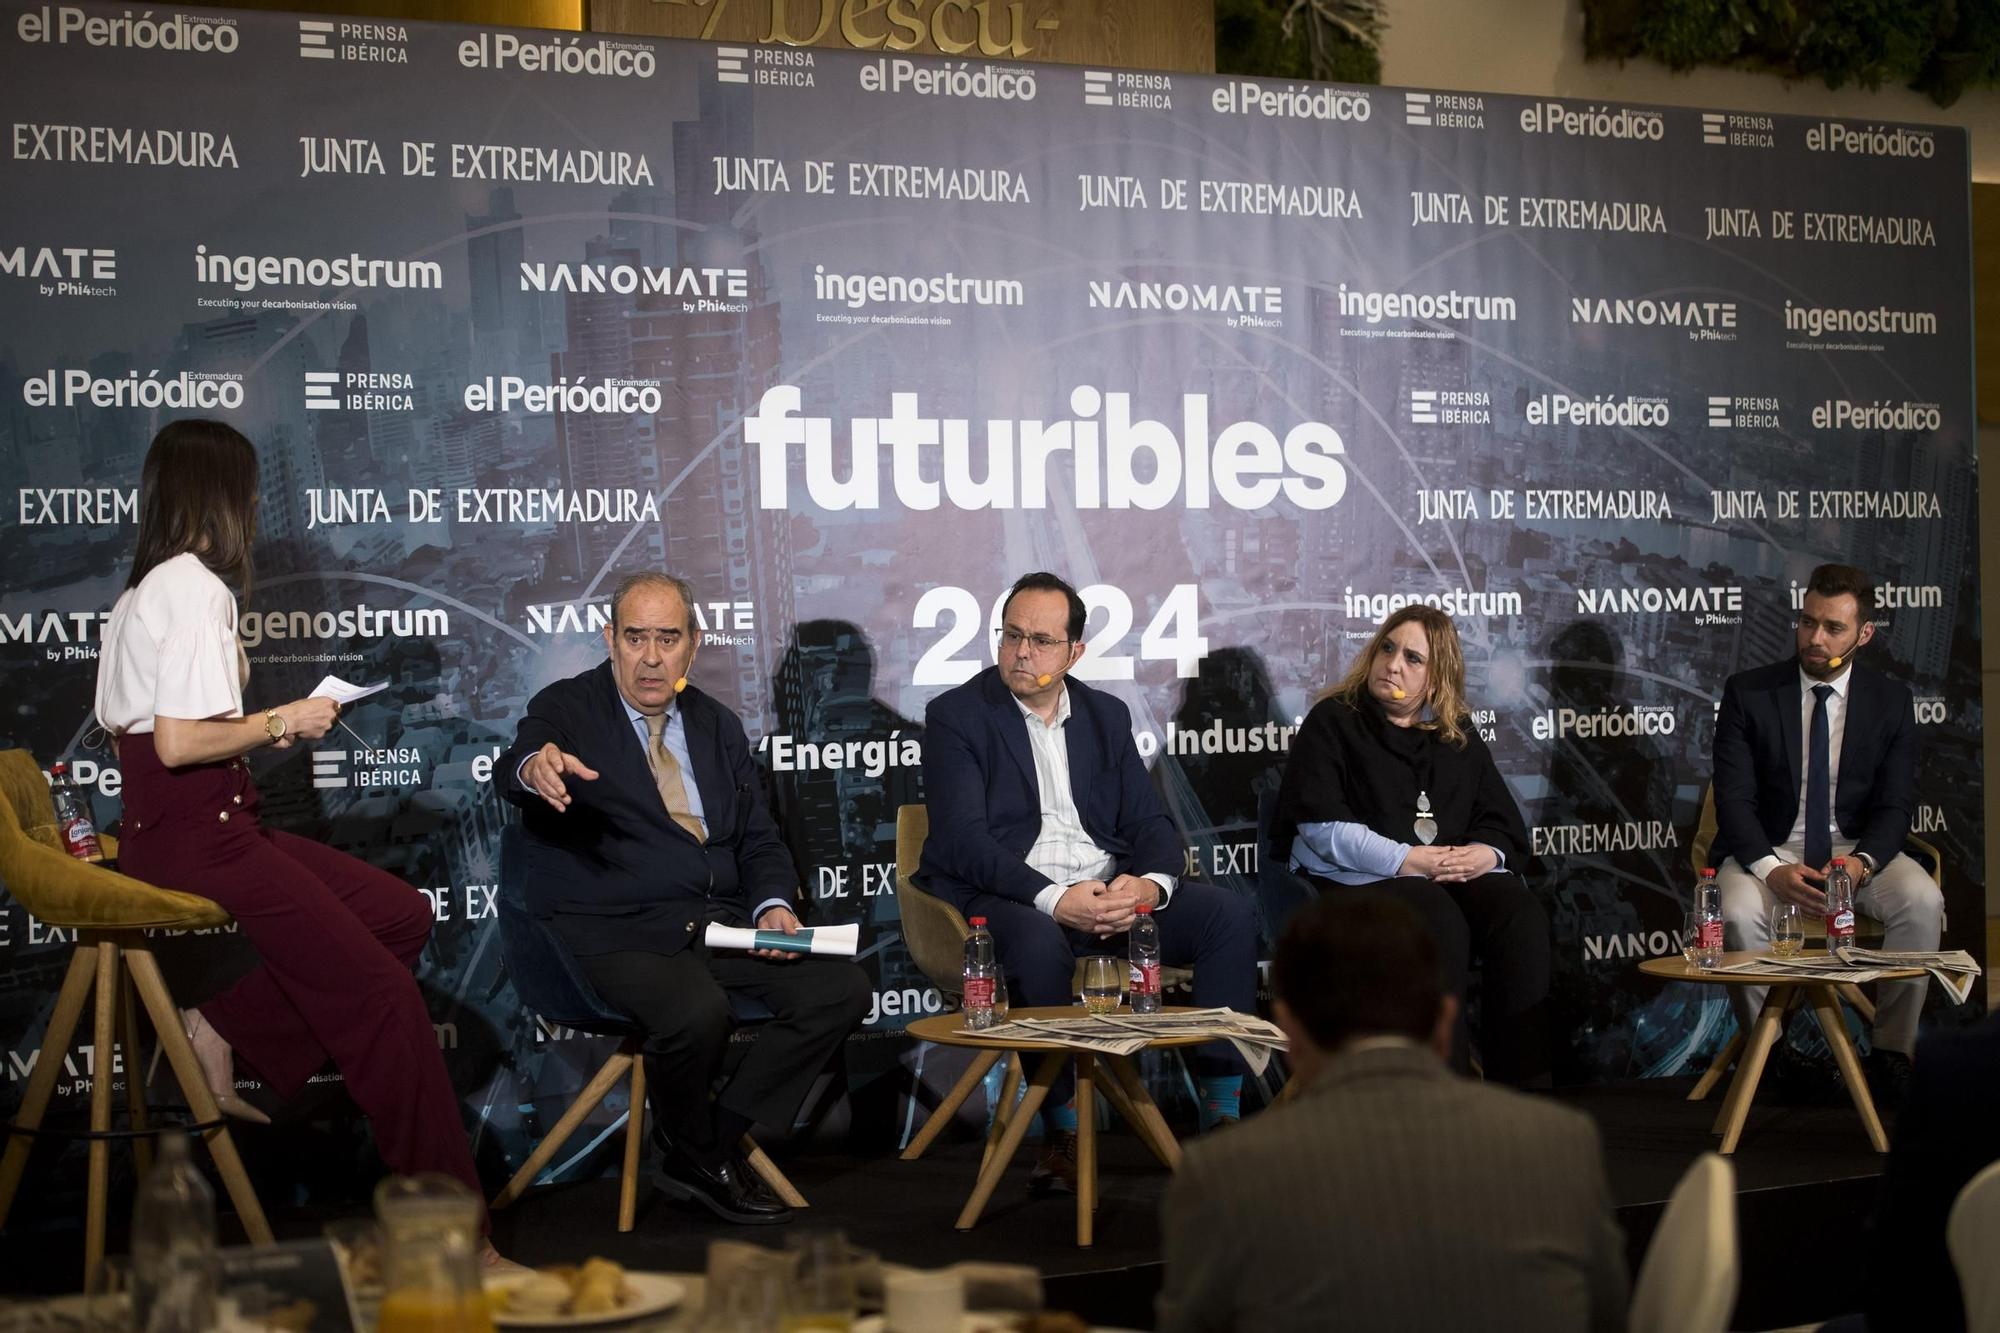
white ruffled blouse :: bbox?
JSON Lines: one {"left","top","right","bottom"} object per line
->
{"left": 95, "top": 552, "right": 248, "bottom": 735}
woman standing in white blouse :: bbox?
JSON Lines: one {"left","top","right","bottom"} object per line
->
{"left": 95, "top": 420, "right": 488, "bottom": 1220}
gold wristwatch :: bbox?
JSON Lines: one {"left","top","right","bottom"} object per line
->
{"left": 264, "top": 708, "right": 287, "bottom": 742}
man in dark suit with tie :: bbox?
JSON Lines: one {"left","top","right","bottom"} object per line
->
{"left": 500, "top": 572, "right": 870, "bottom": 1224}
{"left": 1710, "top": 563, "right": 1940, "bottom": 1099}
{"left": 920, "top": 572, "right": 1258, "bottom": 1190}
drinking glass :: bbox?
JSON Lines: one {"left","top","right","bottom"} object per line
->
{"left": 781, "top": 1230, "right": 857, "bottom": 1332}
{"left": 1770, "top": 902, "right": 1805, "bottom": 958}
{"left": 1078, "top": 956, "right": 1122, "bottom": 1014}
{"left": 1681, "top": 912, "right": 1703, "bottom": 967}
{"left": 373, "top": 1174, "right": 492, "bottom": 1333}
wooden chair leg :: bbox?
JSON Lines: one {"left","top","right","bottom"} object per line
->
{"left": 618, "top": 1054, "right": 646, "bottom": 1233}
{"left": 123, "top": 947, "right": 272, "bottom": 1245}
{"left": 0, "top": 948, "right": 96, "bottom": 1230}
{"left": 491, "top": 1048, "right": 634, "bottom": 1210}
{"left": 742, "top": 1137, "right": 807, "bottom": 1209}
{"left": 85, "top": 941, "right": 119, "bottom": 1294}
{"left": 120, "top": 970, "right": 153, "bottom": 1180}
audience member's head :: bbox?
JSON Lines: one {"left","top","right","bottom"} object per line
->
{"left": 1271, "top": 891, "right": 1458, "bottom": 1083}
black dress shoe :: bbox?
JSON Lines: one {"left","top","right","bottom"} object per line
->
{"left": 1864, "top": 1048, "right": 1914, "bottom": 1113}
{"left": 655, "top": 1144, "right": 793, "bottom": 1225}
{"left": 1767, "top": 1043, "right": 1845, "bottom": 1107}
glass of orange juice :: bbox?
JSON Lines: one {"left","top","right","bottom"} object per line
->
{"left": 374, "top": 1175, "right": 492, "bottom": 1333}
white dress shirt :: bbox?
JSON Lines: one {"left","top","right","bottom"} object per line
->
{"left": 1017, "top": 686, "right": 1176, "bottom": 917}
{"left": 95, "top": 552, "right": 246, "bottom": 734}
{"left": 1747, "top": 666, "right": 1852, "bottom": 882}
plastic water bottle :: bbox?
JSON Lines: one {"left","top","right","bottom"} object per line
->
{"left": 49, "top": 762, "right": 103, "bottom": 863}
{"left": 131, "top": 1132, "right": 216, "bottom": 1333}
{"left": 1128, "top": 904, "right": 1162, "bottom": 1013}
{"left": 962, "top": 917, "right": 997, "bottom": 1030}
{"left": 1695, "top": 868, "right": 1723, "bottom": 970}
{"left": 1825, "top": 859, "right": 1856, "bottom": 954}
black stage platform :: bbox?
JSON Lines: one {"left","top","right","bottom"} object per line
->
{"left": 1, "top": 1076, "right": 1893, "bottom": 1329}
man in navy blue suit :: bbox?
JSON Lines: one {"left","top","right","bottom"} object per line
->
{"left": 501, "top": 572, "right": 869, "bottom": 1225}
{"left": 1710, "top": 563, "right": 1941, "bottom": 1101}
{"left": 920, "top": 571, "right": 1258, "bottom": 1192}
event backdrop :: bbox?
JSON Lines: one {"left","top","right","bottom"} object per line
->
{"left": 0, "top": 2, "right": 1980, "bottom": 1205}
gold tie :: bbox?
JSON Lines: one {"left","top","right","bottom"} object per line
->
{"left": 644, "top": 711, "right": 706, "bottom": 843}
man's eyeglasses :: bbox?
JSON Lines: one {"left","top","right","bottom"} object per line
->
{"left": 996, "top": 627, "right": 1070, "bottom": 655}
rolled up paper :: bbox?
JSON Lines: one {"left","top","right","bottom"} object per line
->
{"left": 704, "top": 922, "right": 860, "bottom": 957}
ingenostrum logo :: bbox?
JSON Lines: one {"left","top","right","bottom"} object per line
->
{"left": 195, "top": 245, "right": 442, "bottom": 294}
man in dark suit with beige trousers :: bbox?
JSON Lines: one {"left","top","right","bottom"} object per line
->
{"left": 1709, "top": 563, "right": 1941, "bottom": 1103}
{"left": 1157, "top": 892, "right": 1628, "bottom": 1333}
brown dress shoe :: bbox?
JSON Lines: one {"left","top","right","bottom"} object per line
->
{"left": 1027, "top": 1130, "right": 1078, "bottom": 1196}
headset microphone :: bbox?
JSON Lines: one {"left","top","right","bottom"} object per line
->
{"left": 1037, "top": 673, "right": 1055, "bottom": 687}
{"left": 673, "top": 676, "right": 688, "bottom": 693}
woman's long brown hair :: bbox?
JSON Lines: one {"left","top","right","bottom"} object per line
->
{"left": 1322, "top": 603, "right": 1472, "bottom": 747}
{"left": 126, "top": 419, "right": 259, "bottom": 594}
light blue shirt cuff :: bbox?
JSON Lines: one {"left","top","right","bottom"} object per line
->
{"left": 1476, "top": 843, "right": 1507, "bottom": 871}
{"left": 1295, "top": 819, "right": 1412, "bottom": 881}
{"left": 1034, "top": 881, "right": 1066, "bottom": 917}
{"left": 1143, "top": 872, "right": 1176, "bottom": 907}
{"left": 751, "top": 897, "right": 792, "bottom": 924}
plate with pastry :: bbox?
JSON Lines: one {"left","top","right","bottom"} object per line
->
{"left": 486, "top": 1257, "right": 685, "bottom": 1327}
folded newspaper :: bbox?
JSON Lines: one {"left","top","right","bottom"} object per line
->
{"left": 958, "top": 1007, "right": 1289, "bottom": 1075}
{"left": 1710, "top": 948, "right": 1982, "bottom": 1005}
{"left": 703, "top": 921, "right": 859, "bottom": 957}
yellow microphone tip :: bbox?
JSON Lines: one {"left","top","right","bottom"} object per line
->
{"left": 1391, "top": 688, "right": 1407, "bottom": 700}
{"left": 673, "top": 676, "right": 688, "bottom": 693}
{"left": 1037, "top": 673, "right": 1054, "bottom": 687}
{"left": 1827, "top": 656, "right": 1842, "bottom": 669}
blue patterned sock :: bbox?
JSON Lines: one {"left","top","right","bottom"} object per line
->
{"left": 1197, "top": 1076, "right": 1241, "bottom": 1130}
{"left": 1046, "top": 1099, "right": 1079, "bottom": 1135}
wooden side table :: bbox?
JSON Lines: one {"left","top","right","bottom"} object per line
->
{"left": 900, "top": 1006, "right": 1217, "bottom": 1247}
{"left": 1639, "top": 951, "right": 1927, "bottom": 1153}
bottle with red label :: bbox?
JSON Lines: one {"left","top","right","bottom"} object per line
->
{"left": 1128, "top": 903, "right": 1162, "bottom": 1013}
{"left": 962, "top": 916, "right": 997, "bottom": 1030}
{"left": 1694, "top": 867, "right": 1723, "bottom": 969}
{"left": 49, "top": 761, "right": 104, "bottom": 863}
{"left": 1824, "top": 858, "right": 1856, "bottom": 953}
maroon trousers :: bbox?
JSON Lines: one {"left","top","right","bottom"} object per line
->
{"left": 117, "top": 733, "right": 481, "bottom": 1201}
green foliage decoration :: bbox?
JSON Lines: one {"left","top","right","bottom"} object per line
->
{"left": 1584, "top": 0, "right": 1995, "bottom": 107}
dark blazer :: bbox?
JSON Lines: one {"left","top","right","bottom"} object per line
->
{"left": 1864, "top": 1012, "right": 2000, "bottom": 1333}
{"left": 498, "top": 661, "right": 800, "bottom": 956}
{"left": 1158, "top": 1045, "right": 1629, "bottom": 1333}
{"left": 917, "top": 667, "right": 1182, "bottom": 910}
{"left": 1710, "top": 658, "right": 1915, "bottom": 871}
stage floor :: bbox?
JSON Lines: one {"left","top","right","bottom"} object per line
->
{"left": 1, "top": 1075, "right": 1894, "bottom": 1329}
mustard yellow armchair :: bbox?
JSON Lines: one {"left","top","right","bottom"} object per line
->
{"left": 0, "top": 748, "right": 271, "bottom": 1290}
